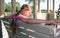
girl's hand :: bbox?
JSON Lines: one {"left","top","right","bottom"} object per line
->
{"left": 50, "top": 19, "right": 58, "bottom": 26}
{"left": 0, "top": 14, "right": 5, "bottom": 18}
{"left": 0, "top": 13, "right": 7, "bottom": 18}
{"left": 46, "top": 19, "right": 58, "bottom": 26}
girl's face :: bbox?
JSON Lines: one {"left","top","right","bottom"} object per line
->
{"left": 21, "top": 9, "right": 31, "bottom": 17}
{"left": 26, "top": 11, "right": 31, "bottom": 16}
{"left": 23, "top": 7, "right": 31, "bottom": 16}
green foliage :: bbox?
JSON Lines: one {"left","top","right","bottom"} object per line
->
{"left": 4, "top": 2, "right": 21, "bottom": 13}
{"left": 41, "top": 9, "right": 47, "bottom": 13}
{"left": 41, "top": 0, "right": 45, "bottom": 2}
{"left": 4, "top": 2, "right": 12, "bottom": 12}
{"left": 29, "top": 0, "right": 33, "bottom": 4}
{"left": 16, "top": 2, "right": 20, "bottom": 12}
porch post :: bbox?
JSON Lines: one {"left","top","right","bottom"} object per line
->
{"left": 46, "top": 0, "right": 55, "bottom": 20}
{"left": 38, "top": 0, "right": 40, "bottom": 13}
{"left": 11, "top": 0, "right": 16, "bottom": 13}
{"left": 33, "top": 0, "right": 37, "bottom": 19}
{"left": 0, "top": 0, "right": 4, "bottom": 15}
{"left": 46, "top": 0, "right": 49, "bottom": 20}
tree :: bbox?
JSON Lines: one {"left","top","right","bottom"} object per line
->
{"left": 16, "top": 2, "right": 20, "bottom": 12}
{"left": 41, "top": 0, "right": 45, "bottom": 2}
{"left": 4, "top": 2, "right": 21, "bottom": 13}
{"left": 25, "top": 0, "right": 45, "bottom": 4}
{"left": 41, "top": 9, "right": 47, "bottom": 13}
{"left": 4, "top": 2, "right": 12, "bottom": 12}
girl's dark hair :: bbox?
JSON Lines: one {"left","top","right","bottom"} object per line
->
{"left": 16, "top": 4, "right": 30, "bottom": 16}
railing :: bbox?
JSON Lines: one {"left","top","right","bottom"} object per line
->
{"left": 0, "top": 18, "right": 57, "bottom": 38}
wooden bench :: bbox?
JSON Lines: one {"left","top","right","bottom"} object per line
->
{"left": 0, "top": 18, "right": 57, "bottom": 38}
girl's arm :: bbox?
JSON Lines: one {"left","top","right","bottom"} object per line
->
{"left": 22, "top": 18, "right": 53, "bottom": 24}
{"left": 4, "top": 15, "right": 12, "bottom": 19}
{"left": 0, "top": 14, "right": 12, "bottom": 19}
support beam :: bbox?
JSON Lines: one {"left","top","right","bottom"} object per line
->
{"left": 33, "top": 0, "right": 37, "bottom": 19}
{"left": 0, "top": 0, "right": 4, "bottom": 15}
{"left": 47, "top": 0, "right": 49, "bottom": 13}
{"left": 38, "top": 0, "right": 40, "bottom": 13}
{"left": 53, "top": 0, "right": 55, "bottom": 14}
{"left": 11, "top": 0, "right": 16, "bottom": 13}
{"left": 46, "top": 0, "right": 49, "bottom": 20}
{"left": 46, "top": 0, "right": 55, "bottom": 20}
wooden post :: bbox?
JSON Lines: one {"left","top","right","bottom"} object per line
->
{"left": 51, "top": 0, "right": 55, "bottom": 19}
{"left": 49, "top": 0, "right": 55, "bottom": 19}
{"left": 46, "top": 0, "right": 55, "bottom": 20}
{"left": 53, "top": 0, "right": 55, "bottom": 14}
{"left": 46, "top": 0, "right": 49, "bottom": 20}
{"left": 11, "top": 0, "right": 16, "bottom": 13}
{"left": 38, "top": 0, "right": 40, "bottom": 13}
{"left": 0, "top": 0, "right": 4, "bottom": 15}
{"left": 47, "top": 0, "right": 49, "bottom": 14}
{"left": 33, "top": 0, "right": 37, "bottom": 19}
